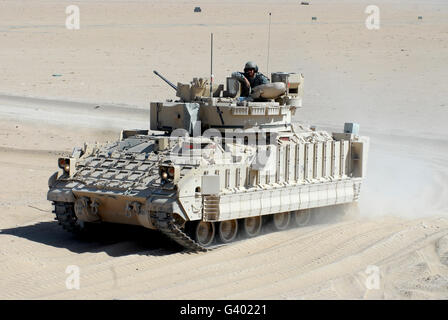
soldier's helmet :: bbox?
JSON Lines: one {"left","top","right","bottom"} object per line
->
{"left": 244, "top": 61, "right": 258, "bottom": 73}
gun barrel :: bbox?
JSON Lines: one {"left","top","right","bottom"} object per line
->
{"left": 153, "top": 70, "right": 177, "bottom": 91}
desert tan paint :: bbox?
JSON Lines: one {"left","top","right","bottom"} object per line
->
{"left": 47, "top": 72, "right": 368, "bottom": 249}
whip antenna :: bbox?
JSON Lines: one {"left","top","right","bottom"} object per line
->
{"left": 267, "top": 12, "right": 271, "bottom": 76}
{"left": 210, "top": 33, "right": 224, "bottom": 125}
{"left": 210, "top": 33, "right": 213, "bottom": 98}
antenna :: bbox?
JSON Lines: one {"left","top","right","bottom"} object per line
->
{"left": 267, "top": 12, "right": 272, "bottom": 76}
{"left": 209, "top": 33, "right": 224, "bottom": 125}
{"left": 210, "top": 33, "right": 213, "bottom": 98}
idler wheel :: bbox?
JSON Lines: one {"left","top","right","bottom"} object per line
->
{"left": 241, "top": 216, "right": 262, "bottom": 238}
{"left": 193, "top": 221, "right": 215, "bottom": 247}
{"left": 272, "top": 212, "right": 291, "bottom": 231}
{"left": 218, "top": 219, "right": 239, "bottom": 243}
{"left": 293, "top": 209, "right": 311, "bottom": 227}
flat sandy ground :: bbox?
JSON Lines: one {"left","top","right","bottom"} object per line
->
{"left": 0, "top": 0, "right": 447, "bottom": 299}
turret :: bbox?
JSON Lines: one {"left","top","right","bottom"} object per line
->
{"left": 150, "top": 71, "right": 305, "bottom": 135}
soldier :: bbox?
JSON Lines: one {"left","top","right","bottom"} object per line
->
{"left": 231, "top": 61, "right": 269, "bottom": 97}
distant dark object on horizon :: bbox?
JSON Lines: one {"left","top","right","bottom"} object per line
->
{"left": 194, "top": 7, "right": 202, "bottom": 13}
{"left": 418, "top": 16, "right": 423, "bottom": 20}
{"left": 301, "top": 1, "right": 310, "bottom": 5}
{"left": 311, "top": 16, "right": 317, "bottom": 21}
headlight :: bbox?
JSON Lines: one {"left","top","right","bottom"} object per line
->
{"left": 58, "top": 158, "right": 74, "bottom": 174}
{"left": 159, "top": 165, "right": 179, "bottom": 183}
{"left": 159, "top": 166, "right": 172, "bottom": 182}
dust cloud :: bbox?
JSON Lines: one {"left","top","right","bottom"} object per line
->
{"left": 360, "top": 135, "right": 448, "bottom": 219}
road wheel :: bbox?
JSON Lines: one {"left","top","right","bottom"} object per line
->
{"left": 193, "top": 221, "right": 215, "bottom": 247}
{"left": 293, "top": 209, "right": 311, "bottom": 227}
{"left": 272, "top": 212, "right": 291, "bottom": 231}
{"left": 241, "top": 216, "right": 262, "bottom": 238}
{"left": 218, "top": 220, "right": 239, "bottom": 243}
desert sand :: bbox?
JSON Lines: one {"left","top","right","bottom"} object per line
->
{"left": 0, "top": 0, "right": 447, "bottom": 299}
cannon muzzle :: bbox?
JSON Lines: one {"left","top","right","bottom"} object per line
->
{"left": 153, "top": 70, "right": 177, "bottom": 91}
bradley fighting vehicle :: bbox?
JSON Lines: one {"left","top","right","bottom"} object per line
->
{"left": 47, "top": 70, "right": 369, "bottom": 251}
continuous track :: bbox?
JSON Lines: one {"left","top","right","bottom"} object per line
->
{"left": 54, "top": 201, "right": 224, "bottom": 251}
{"left": 53, "top": 202, "right": 353, "bottom": 252}
{"left": 150, "top": 211, "right": 210, "bottom": 252}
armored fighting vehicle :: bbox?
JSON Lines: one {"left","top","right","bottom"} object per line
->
{"left": 47, "top": 71, "right": 369, "bottom": 251}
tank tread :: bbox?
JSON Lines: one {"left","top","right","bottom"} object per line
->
{"left": 150, "top": 212, "right": 211, "bottom": 252}
{"left": 53, "top": 201, "right": 89, "bottom": 235}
